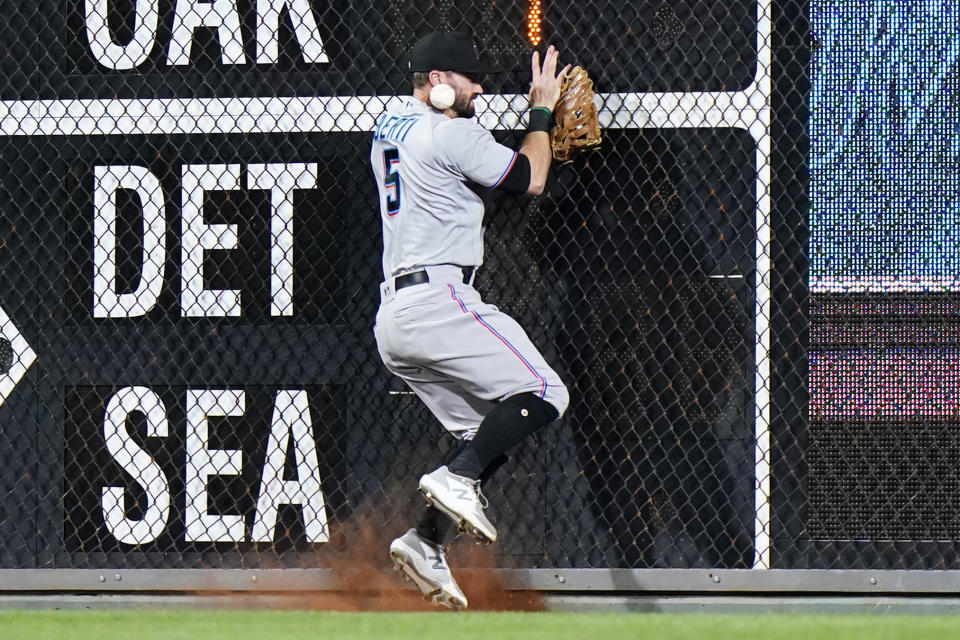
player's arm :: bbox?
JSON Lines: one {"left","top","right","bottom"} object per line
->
{"left": 516, "top": 45, "right": 571, "bottom": 195}
{"left": 437, "top": 46, "right": 566, "bottom": 197}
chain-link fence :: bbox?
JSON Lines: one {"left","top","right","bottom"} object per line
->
{"left": 0, "top": 0, "right": 955, "bottom": 583}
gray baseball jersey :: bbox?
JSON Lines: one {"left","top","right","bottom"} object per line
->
{"left": 370, "top": 98, "right": 569, "bottom": 437}
{"left": 371, "top": 97, "right": 518, "bottom": 279}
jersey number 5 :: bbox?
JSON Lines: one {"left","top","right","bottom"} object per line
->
{"left": 382, "top": 147, "right": 401, "bottom": 216}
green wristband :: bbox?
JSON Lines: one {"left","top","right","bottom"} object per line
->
{"left": 528, "top": 108, "right": 552, "bottom": 133}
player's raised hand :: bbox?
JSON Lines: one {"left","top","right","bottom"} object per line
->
{"left": 529, "top": 45, "right": 572, "bottom": 112}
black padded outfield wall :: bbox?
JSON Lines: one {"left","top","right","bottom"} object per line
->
{"left": 0, "top": 0, "right": 827, "bottom": 572}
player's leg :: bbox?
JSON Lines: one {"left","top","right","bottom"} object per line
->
{"left": 382, "top": 370, "right": 494, "bottom": 607}
{"left": 417, "top": 393, "right": 556, "bottom": 542}
{"left": 378, "top": 282, "right": 568, "bottom": 543}
{"left": 389, "top": 527, "right": 467, "bottom": 609}
{"left": 379, "top": 281, "right": 568, "bottom": 419}
{"left": 416, "top": 284, "right": 570, "bottom": 541}
{"left": 391, "top": 372, "right": 502, "bottom": 542}
{"left": 388, "top": 444, "right": 507, "bottom": 608}
{"left": 392, "top": 369, "right": 495, "bottom": 436}
{"left": 415, "top": 446, "right": 508, "bottom": 546}
{"left": 433, "top": 284, "right": 569, "bottom": 475}
{"left": 377, "top": 289, "right": 486, "bottom": 606}
{"left": 446, "top": 392, "right": 557, "bottom": 479}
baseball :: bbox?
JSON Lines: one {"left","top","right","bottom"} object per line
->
{"left": 429, "top": 83, "right": 456, "bottom": 110}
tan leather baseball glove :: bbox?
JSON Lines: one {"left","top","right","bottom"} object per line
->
{"left": 550, "top": 66, "right": 602, "bottom": 163}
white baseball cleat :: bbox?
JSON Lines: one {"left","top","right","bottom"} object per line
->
{"left": 418, "top": 466, "right": 498, "bottom": 543}
{"left": 389, "top": 528, "right": 468, "bottom": 610}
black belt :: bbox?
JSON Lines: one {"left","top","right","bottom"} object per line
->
{"left": 395, "top": 267, "right": 474, "bottom": 291}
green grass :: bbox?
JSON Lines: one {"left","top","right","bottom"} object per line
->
{"left": 1, "top": 610, "right": 959, "bottom": 640}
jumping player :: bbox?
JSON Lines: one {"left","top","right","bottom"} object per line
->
{"left": 370, "top": 32, "right": 571, "bottom": 610}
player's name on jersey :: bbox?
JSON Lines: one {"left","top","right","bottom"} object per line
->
{"left": 91, "top": 163, "right": 318, "bottom": 319}
{"left": 373, "top": 115, "right": 421, "bottom": 142}
{"left": 84, "top": 0, "right": 329, "bottom": 70}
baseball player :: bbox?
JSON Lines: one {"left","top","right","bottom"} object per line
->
{"left": 370, "top": 32, "right": 571, "bottom": 610}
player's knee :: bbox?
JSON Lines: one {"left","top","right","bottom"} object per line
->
{"left": 501, "top": 391, "right": 561, "bottom": 426}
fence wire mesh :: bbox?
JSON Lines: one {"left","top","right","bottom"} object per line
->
{"left": 2, "top": 0, "right": 949, "bottom": 577}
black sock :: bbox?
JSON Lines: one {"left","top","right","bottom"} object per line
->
{"left": 415, "top": 506, "right": 453, "bottom": 547}
{"left": 447, "top": 393, "right": 558, "bottom": 479}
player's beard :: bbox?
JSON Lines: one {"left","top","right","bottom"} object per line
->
{"left": 452, "top": 92, "right": 477, "bottom": 118}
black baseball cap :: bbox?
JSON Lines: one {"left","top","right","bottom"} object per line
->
{"left": 407, "top": 32, "right": 501, "bottom": 75}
